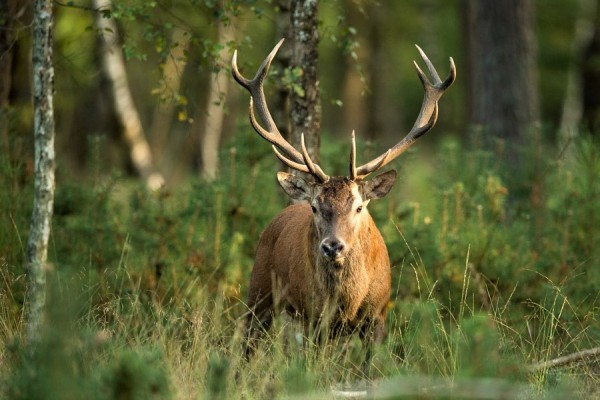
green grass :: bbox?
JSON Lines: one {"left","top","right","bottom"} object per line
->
{"left": 1, "top": 131, "right": 599, "bottom": 399}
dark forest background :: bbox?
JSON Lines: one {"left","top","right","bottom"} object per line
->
{"left": 3, "top": 0, "right": 599, "bottom": 181}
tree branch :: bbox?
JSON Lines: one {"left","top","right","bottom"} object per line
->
{"left": 54, "top": 0, "right": 102, "bottom": 13}
{"left": 530, "top": 347, "right": 600, "bottom": 372}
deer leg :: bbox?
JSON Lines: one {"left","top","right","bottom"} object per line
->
{"left": 243, "top": 291, "right": 274, "bottom": 359}
{"left": 361, "top": 327, "right": 374, "bottom": 382}
{"left": 360, "top": 317, "right": 385, "bottom": 381}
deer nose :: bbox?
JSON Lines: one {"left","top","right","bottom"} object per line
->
{"left": 321, "top": 238, "right": 346, "bottom": 258}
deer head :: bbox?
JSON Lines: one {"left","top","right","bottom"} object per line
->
{"left": 232, "top": 39, "right": 455, "bottom": 264}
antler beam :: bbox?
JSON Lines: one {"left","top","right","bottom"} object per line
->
{"left": 232, "top": 39, "right": 329, "bottom": 182}
{"left": 233, "top": 41, "right": 454, "bottom": 184}
{"left": 353, "top": 45, "right": 456, "bottom": 179}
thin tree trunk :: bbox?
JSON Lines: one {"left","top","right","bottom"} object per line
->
{"left": 0, "top": 0, "right": 18, "bottom": 154}
{"left": 199, "top": 20, "right": 235, "bottom": 180}
{"left": 273, "top": 0, "right": 292, "bottom": 143}
{"left": 27, "top": 0, "right": 56, "bottom": 345}
{"left": 342, "top": 1, "right": 367, "bottom": 139}
{"left": 342, "top": 62, "right": 366, "bottom": 138}
{"left": 560, "top": 0, "right": 597, "bottom": 143}
{"left": 340, "top": 2, "right": 390, "bottom": 143}
{"left": 290, "top": 0, "right": 321, "bottom": 163}
{"left": 93, "top": 0, "right": 165, "bottom": 190}
{"left": 150, "top": 26, "right": 190, "bottom": 168}
{"left": 581, "top": 3, "right": 600, "bottom": 134}
{"left": 460, "top": 0, "right": 473, "bottom": 123}
{"left": 364, "top": 3, "right": 390, "bottom": 143}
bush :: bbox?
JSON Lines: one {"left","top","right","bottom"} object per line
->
{"left": 1, "top": 131, "right": 599, "bottom": 398}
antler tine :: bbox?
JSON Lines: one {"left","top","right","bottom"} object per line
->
{"left": 355, "top": 45, "right": 455, "bottom": 179}
{"left": 272, "top": 145, "right": 310, "bottom": 173}
{"left": 415, "top": 44, "right": 456, "bottom": 90}
{"left": 301, "top": 134, "right": 329, "bottom": 182}
{"left": 272, "top": 135, "right": 329, "bottom": 183}
{"left": 415, "top": 44, "right": 442, "bottom": 84}
{"left": 232, "top": 39, "right": 304, "bottom": 164}
{"left": 349, "top": 131, "right": 357, "bottom": 180}
{"left": 233, "top": 39, "right": 330, "bottom": 181}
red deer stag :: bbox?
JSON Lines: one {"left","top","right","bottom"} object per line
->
{"left": 232, "top": 39, "right": 455, "bottom": 365}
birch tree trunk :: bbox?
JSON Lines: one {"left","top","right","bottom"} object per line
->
{"left": 290, "top": 0, "right": 321, "bottom": 163}
{"left": 26, "top": 0, "right": 56, "bottom": 344}
{"left": 200, "top": 21, "right": 234, "bottom": 180}
{"left": 94, "top": 0, "right": 164, "bottom": 190}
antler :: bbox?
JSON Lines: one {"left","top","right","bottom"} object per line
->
{"left": 272, "top": 134, "right": 329, "bottom": 182}
{"left": 353, "top": 45, "right": 456, "bottom": 179}
{"left": 232, "top": 39, "right": 329, "bottom": 182}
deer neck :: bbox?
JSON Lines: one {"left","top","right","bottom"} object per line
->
{"left": 308, "top": 213, "right": 373, "bottom": 321}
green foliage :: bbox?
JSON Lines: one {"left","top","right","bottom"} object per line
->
{"left": 107, "top": 349, "right": 171, "bottom": 400}
{"left": 8, "top": 0, "right": 600, "bottom": 397}
{"left": 281, "top": 66, "right": 305, "bottom": 97}
{"left": 456, "top": 314, "right": 502, "bottom": 378}
{"left": 4, "top": 269, "right": 171, "bottom": 400}
{"left": 205, "top": 352, "right": 230, "bottom": 400}
{"left": 2, "top": 131, "right": 600, "bottom": 398}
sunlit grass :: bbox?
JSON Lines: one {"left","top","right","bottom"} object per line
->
{"left": 1, "top": 134, "right": 599, "bottom": 398}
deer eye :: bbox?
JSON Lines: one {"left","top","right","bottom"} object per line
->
{"left": 311, "top": 205, "right": 317, "bottom": 214}
{"left": 356, "top": 205, "right": 363, "bottom": 213}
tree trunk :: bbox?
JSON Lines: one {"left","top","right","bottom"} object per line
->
{"left": 560, "top": 0, "right": 597, "bottom": 142}
{"left": 290, "top": 0, "right": 321, "bottom": 163}
{"left": 364, "top": 3, "right": 390, "bottom": 143}
{"left": 93, "top": 0, "right": 165, "bottom": 190}
{"left": 199, "top": 20, "right": 235, "bottom": 180}
{"left": 341, "top": 2, "right": 389, "bottom": 143}
{"left": 467, "top": 0, "right": 539, "bottom": 163}
{"left": 341, "top": 1, "right": 367, "bottom": 139}
{"left": 27, "top": 0, "right": 56, "bottom": 345}
{"left": 582, "top": 3, "right": 600, "bottom": 134}
{"left": 0, "top": 0, "right": 19, "bottom": 154}
{"left": 273, "top": 0, "right": 293, "bottom": 143}
{"left": 150, "top": 26, "right": 190, "bottom": 169}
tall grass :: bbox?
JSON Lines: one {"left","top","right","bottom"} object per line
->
{"left": 1, "top": 131, "right": 599, "bottom": 398}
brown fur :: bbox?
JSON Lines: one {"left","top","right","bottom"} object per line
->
{"left": 244, "top": 174, "right": 394, "bottom": 358}
{"left": 234, "top": 40, "right": 456, "bottom": 370}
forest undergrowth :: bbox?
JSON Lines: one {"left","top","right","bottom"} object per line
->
{"left": 1, "top": 129, "right": 599, "bottom": 399}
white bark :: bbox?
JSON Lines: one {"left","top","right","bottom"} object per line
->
{"left": 27, "top": 0, "right": 56, "bottom": 344}
{"left": 94, "top": 0, "right": 164, "bottom": 190}
{"left": 200, "top": 21, "right": 234, "bottom": 180}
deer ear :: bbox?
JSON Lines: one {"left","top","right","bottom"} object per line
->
{"left": 277, "top": 172, "right": 313, "bottom": 201}
{"left": 362, "top": 170, "right": 397, "bottom": 200}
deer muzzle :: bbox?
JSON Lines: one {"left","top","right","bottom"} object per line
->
{"left": 321, "top": 237, "right": 346, "bottom": 259}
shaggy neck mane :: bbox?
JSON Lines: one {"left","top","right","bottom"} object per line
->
{"left": 308, "top": 213, "right": 374, "bottom": 322}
